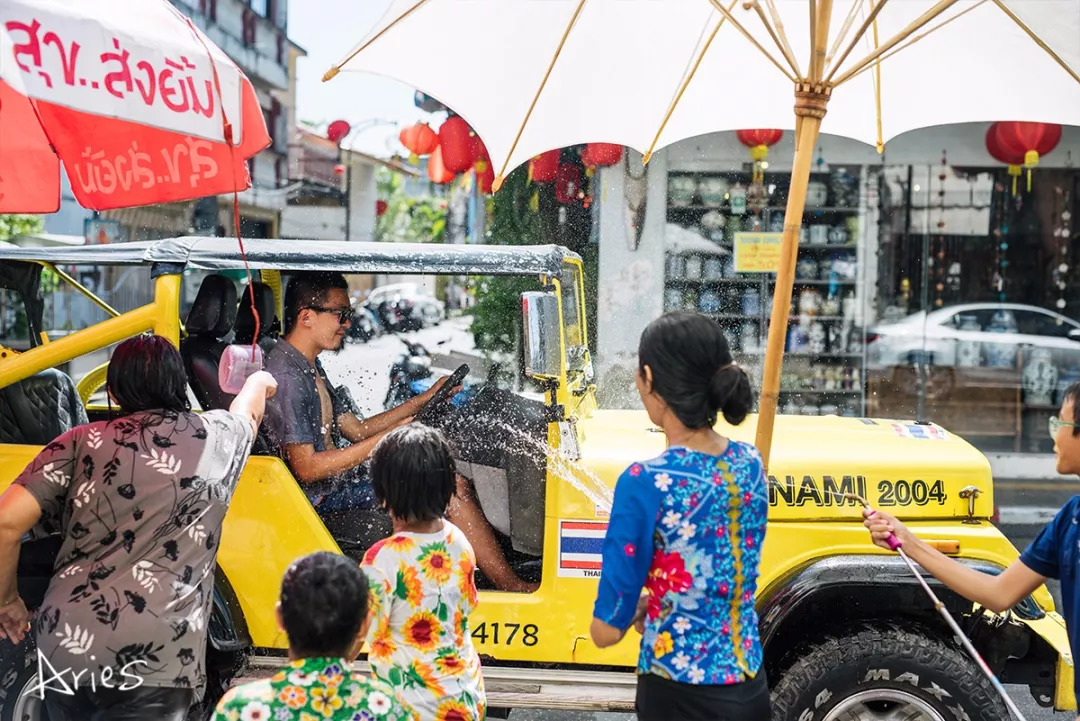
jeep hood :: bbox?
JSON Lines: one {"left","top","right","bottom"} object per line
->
{"left": 573, "top": 410, "right": 995, "bottom": 522}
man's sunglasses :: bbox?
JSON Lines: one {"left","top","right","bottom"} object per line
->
{"left": 1049, "top": 415, "right": 1080, "bottom": 439}
{"left": 307, "top": 305, "right": 354, "bottom": 324}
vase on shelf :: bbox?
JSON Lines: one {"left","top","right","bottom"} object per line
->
{"left": 982, "top": 310, "right": 1019, "bottom": 368}
{"left": 1022, "top": 348, "right": 1058, "bottom": 406}
{"left": 955, "top": 315, "right": 981, "bottom": 368}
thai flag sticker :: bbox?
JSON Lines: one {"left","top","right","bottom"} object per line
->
{"left": 558, "top": 520, "right": 608, "bottom": 578}
{"left": 891, "top": 423, "right": 946, "bottom": 440}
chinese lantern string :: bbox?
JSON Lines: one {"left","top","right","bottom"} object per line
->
{"left": 934, "top": 151, "right": 947, "bottom": 308}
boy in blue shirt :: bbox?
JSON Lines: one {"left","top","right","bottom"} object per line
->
{"left": 865, "top": 381, "right": 1080, "bottom": 718}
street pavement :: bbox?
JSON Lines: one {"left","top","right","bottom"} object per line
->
{"left": 325, "top": 318, "right": 1065, "bottom": 720}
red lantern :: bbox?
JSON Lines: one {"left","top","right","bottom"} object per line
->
{"left": 737, "top": 129, "right": 783, "bottom": 183}
{"left": 333, "top": 163, "right": 346, "bottom": 176}
{"left": 529, "top": 150, "right": 560, "bottom": 183}
{"left": 986, "top": 121, "right": 1062, "bottom": 193}
{"left": 399, "top": 123, "right": 438, "bottom": 158}
{"left": 427, "top": 146, "right": 455, "bottom": 184}
{"left": 476, "top": 164, "right": 495, "bottom": 194}
{"left": 438, "top": 116, "right": 476, "bottom": 173}
{"left": 327, "top": 119, "right": 351, "bottom": 144}
{"left": 555, "top": 162, "right": 582, "bottom": 205}
{"left": 581, "top": 143, "right": 623, "bottom": 169}
{"left": 471, "top": 135, "right": 490, "bottom": 172}
{"left": 376, "top": 199, "right": 388, "bottom": 217}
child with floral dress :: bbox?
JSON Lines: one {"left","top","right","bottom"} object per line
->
{"left": 361, "top": 425, "right": 486, "bottom": 721}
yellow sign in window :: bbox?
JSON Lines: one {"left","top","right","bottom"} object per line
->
{"left": 733, "top": 232, "right": 783, "bottom": 274}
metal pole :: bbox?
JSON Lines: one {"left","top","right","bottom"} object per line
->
{"left": 345, "top": 159, "right": 352, "bottom": 242}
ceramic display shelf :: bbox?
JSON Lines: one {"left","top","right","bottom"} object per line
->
{"left": 664, "top": 165, "right": 868, "bottom": 418}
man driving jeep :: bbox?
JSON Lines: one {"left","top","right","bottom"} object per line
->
{"left": 263, "top": 272, "right": 537, "bottom": 592}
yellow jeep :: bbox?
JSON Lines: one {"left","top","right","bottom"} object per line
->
{"left": 0, "top": 237, "right": 1074, "bottom": 720}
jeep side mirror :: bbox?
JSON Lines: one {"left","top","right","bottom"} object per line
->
{"left": 521, "top": 291, "right": 562, "bottom": 379}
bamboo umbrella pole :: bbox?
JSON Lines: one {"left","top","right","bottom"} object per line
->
{"left": 755, "top": 0, "right": 834, "bottom": 470}
{"left": 754, "top": 91, "right": 827, "bottom": 469}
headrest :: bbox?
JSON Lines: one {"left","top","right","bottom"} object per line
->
{"left": 185, "top": 274, "right": 238, "bottom": 337}
{"left": 234, "top": 282, "right": 279, "bottom": 344}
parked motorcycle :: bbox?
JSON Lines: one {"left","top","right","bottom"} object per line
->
{"left": 345, "top": 303, "right": 381, "bottom": 343}
{"left": 384, "top": 337, "right": 490, "bottom": 411}
{"left": 384, "top": 338, "right": 435, "bottom": 410}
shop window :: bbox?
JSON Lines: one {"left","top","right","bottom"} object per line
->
{"left": 250, "top": 0, "right": 269, "bottom": 18}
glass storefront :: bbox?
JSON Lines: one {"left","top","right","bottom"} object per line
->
{"left": 616, "top": 125, "right": 1079, "bottom": 456}
{"left": 868, "top": 165, "right": 1079, "bottom": 454}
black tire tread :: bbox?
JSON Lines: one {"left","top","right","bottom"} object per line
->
{"left": 770, "top": 623, "right": 1006, "bottom": 721}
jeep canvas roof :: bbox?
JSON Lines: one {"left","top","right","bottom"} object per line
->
{"left": 0, "top": 237, "right": 580, "bottom": 277}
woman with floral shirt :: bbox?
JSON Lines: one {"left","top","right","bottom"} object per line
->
{"left": 590, "top": 312, "right": 771, "bottom": 721}
{"left": 213, "top": 552, "right": 416, "bottom": 721}
{"left": 362, "top": 425, "right": 485, "bottom": 721}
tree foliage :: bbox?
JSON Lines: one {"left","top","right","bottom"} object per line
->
{"left": 469, "top": 167, "right": 538, "bottom": 354}
{"left": 0, "top": 214, "right": 43, "bottom": 241}
{"left": 375, "top": 167, "right": 447, "bottom": 244}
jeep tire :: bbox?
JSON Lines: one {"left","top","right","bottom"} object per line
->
{"left": 770, "top": 625, "right": 1007, "bottom": 721}
{"left": 0, "top": 639, "right": 44, "bottom": 721}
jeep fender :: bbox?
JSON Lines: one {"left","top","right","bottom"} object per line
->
{"left": 757, "top": 555, "right": 1075, "bottom": 711}
{"left": 209, "top": 566, "right": 251, "bottom": 653}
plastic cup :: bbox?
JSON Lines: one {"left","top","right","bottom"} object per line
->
{"left": 219, "top": 344, "right": 264, "bottom": 395}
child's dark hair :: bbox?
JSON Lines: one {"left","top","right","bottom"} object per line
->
{"left": 370, "top": 424, "right": 457, "bottom": 522}
{"left": 279, "top": 552, "right": 369, "bottom": 658}
{"left": 639, "top": 311, "right": 754, "bottom": 428}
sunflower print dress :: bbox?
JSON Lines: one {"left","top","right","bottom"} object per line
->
{"left": 362, "top": 522, "right": 486, "bottom": 721}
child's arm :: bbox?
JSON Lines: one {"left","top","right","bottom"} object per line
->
{"left": 865, "top": 508, "right": 1049, "bottom": 613}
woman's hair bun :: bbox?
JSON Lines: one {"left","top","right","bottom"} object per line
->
{"left": 710, "top": 364, "right": 754, "bottom": 425}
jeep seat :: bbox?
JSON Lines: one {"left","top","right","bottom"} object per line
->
{"left": 182, "top": 274, "right": 237, "bottom": 411}
{"left": 0, "top": 367, "right": 88, "bottom": 445}
{"left": 234, "top": 281, "right": 279, "bottom": 356}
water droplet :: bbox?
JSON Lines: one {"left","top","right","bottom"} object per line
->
{"left": 1060, "top": 263, "right": 1069, "bottom": 274}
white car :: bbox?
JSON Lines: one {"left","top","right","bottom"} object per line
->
{"left": 366, "top": 282, "right": 446, "bottom": 329}
{"left": 867, "top": 303, "right": 1080, "bottom": 369}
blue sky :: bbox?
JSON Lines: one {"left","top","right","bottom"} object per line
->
{"left": 288, "top": 0, "right": 433, "bottom": 156}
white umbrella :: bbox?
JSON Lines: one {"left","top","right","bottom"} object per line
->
{"left": 325, "top": 0, "right": 1080, "bottom": 466}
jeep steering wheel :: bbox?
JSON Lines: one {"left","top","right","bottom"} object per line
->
{"left": 415, "top": 364, "right": 469, "bottom": 425}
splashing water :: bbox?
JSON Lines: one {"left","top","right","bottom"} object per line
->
{"left": 457, "top": 412, "right": 614, "bottom": 513}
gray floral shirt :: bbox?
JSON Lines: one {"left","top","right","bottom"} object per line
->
{"left": 14, "top": 409, "right": 254, "bottom": 700}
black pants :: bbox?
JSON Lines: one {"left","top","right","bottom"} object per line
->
{"left": 636, "top": 671, "right": 772, "bottom": 721}
{"left": 45, "top": 686, "right": 194, "bottom": 721}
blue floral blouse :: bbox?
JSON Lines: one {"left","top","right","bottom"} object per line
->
{"left": 593, "top": 442, "right": 768, "bottom": 685}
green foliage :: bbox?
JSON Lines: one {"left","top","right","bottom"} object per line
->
{"left": 375, "top": 167, "right": 447, "bottom": 244}
{"left": 0, "top": 214, "right": 43, "bottom": 241}
{"left": 469, "top": 167, "right": 538, "bottom": 354}
{"left": 0, "top": 214, "right": 45, "bottom": 339}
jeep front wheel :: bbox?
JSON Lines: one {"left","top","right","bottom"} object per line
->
{"left": 770, "top": 625, "right": 1007, "bottom": 721}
